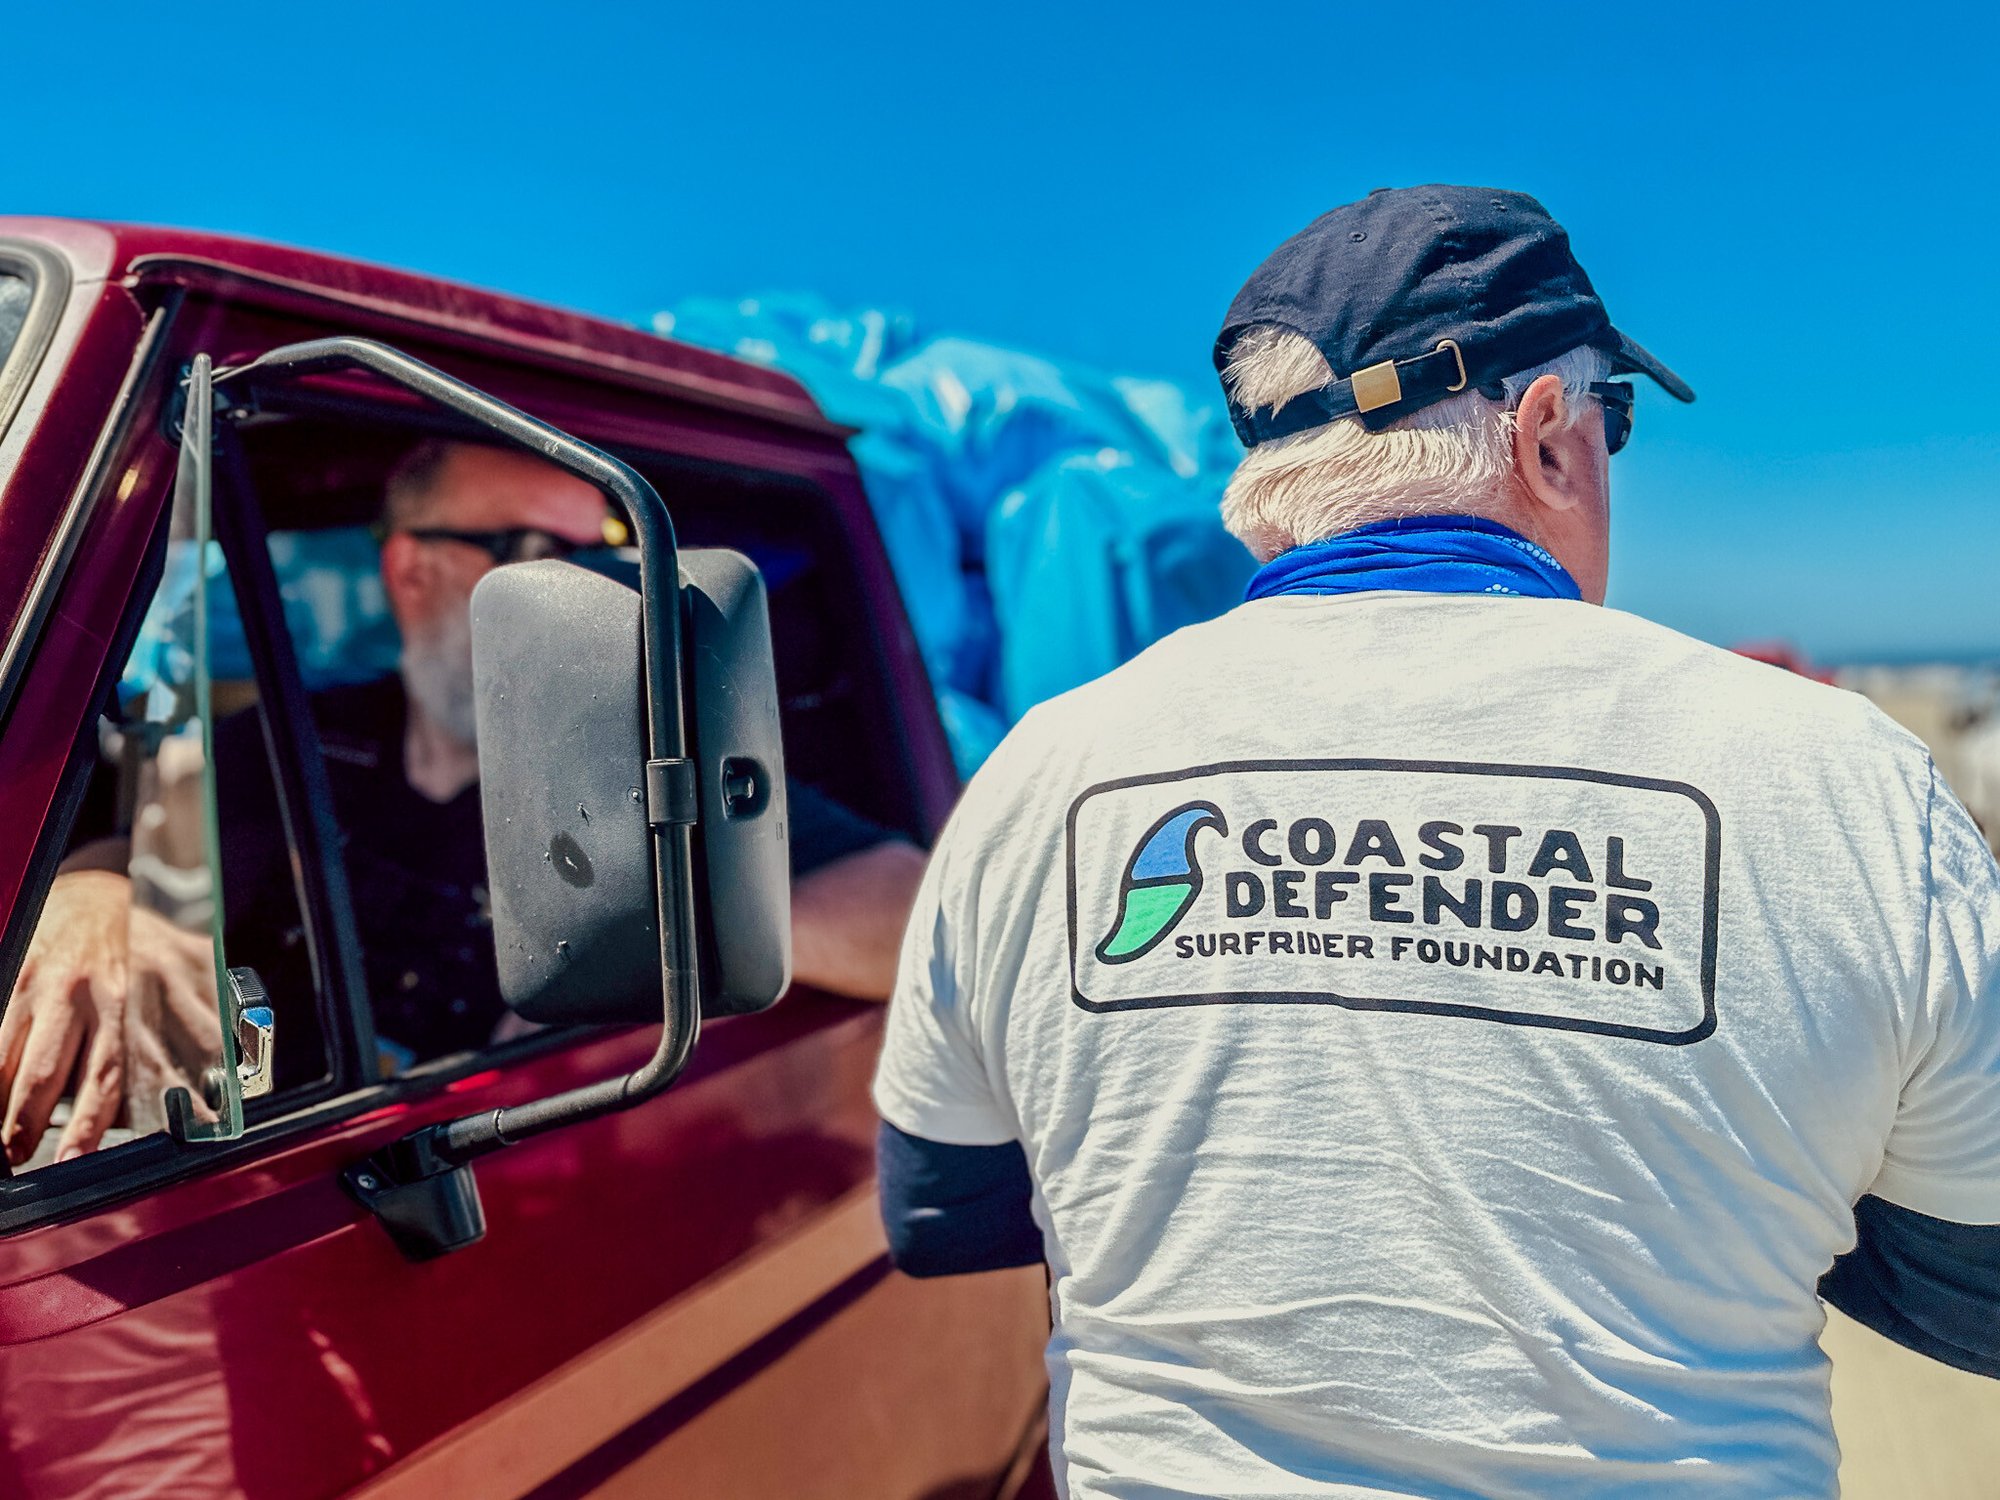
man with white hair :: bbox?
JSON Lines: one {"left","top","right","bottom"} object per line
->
{"left": 871, "top": 186, "right": 2000, "bottom": 1497}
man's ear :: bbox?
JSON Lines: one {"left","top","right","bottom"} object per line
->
{"left": 1509, "top": 372, "right": 1598, "bottom": 516}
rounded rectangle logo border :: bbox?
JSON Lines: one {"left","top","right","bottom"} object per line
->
{"left": 1064, "top": 758, "right": 1721, "bottom": 1046}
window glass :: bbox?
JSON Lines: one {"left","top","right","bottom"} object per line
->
{"left": 114, "top": 527, "right": 239, "bottom": 1144}
{"left": 2, "top": 489, "right": 325, "bottom": 1169}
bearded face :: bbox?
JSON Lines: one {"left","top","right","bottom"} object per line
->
{"left": 399, "top": 588, "right": 478, "bottom": 748}
{"left": 379, "top": 444, "right": 612, "bottom": 760}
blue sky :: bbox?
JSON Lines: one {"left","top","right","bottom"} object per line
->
{"left": 5, "top": 2, "right": 1995, "bottom": 660}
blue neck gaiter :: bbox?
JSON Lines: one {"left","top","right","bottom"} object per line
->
{"left": 1244, "top": 516, "right": 1580, "bottom": 603}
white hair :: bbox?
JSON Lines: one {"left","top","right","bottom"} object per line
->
{"left": 1218, "top": 328, "right": 1611, "bottom": 561}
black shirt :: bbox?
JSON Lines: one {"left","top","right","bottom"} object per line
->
{"left": 217, "top": 676, "right": 889, "bottom": 1065}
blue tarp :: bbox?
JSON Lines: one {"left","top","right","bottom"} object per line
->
{"left": 985, "top": 450, "right": 1252, "bottom": 722}
{"left": 655, "top": 294, "right": 1253, "bottom": 773}
{"left": 126, "top": 296, "right": 1255, "bottom": 781}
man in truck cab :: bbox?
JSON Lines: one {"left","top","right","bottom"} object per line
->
{"left": 873, "top": 186, "right": 2000, "bottom": 1497}
{"left": 1, "top": 440, "right": 928, "bottom": 1163}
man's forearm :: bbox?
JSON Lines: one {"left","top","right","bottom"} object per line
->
{"left": 791, "top": 840, "right": 927, "bottom": 1000}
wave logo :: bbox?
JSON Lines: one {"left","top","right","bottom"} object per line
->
{"left": 1094, "top": 801, "right": 1228, "bottom": 964}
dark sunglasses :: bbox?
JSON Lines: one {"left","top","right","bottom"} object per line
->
{"left": 398, "top": 527, "right": 582, "bottom": 565}
{"left": 390, "top": 515, "right": 630, "bottom": 565}
{"left": 1590, "top": 381, "right": 1635, "bottom": 455}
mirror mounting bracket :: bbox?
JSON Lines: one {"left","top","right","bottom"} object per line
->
{"left": 341, "top": 1134, "right": 486, "bottom": 1261}
{"left": 208, "top": 337, "right": 706, "bottom": 1259}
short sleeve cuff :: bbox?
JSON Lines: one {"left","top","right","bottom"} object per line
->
{"left": 1868, "top": 1162, "right": 2000, "bottom": 1228}
{"left": 871, "top": 1080, "right": 1017, "bottom": 1149}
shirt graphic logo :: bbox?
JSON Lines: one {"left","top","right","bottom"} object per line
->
{"left": 1067, "top": 759, "right": 1721, "bottom": 1045}
{"left": 1095, "top": 801, "right": 1228, "bottom": 964}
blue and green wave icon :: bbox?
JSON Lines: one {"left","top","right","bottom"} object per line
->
{"left": 1094, "top": 801, "right": 1227, "bottom": 965}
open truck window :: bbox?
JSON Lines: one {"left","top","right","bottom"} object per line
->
{"left": 4, "top": 361, "right": 927, "bottom": 1187}
{"left": 189, "top": 399, "right": 921, "bottom": 1098}
{"left": 241, "top": 418, "right": 925, "bottom": 843}
{"left": 224, "top": 418, "right": 620, "bottom": 1076}
{"left": 231, "top": 419, "right": 923, "bottom": 1078}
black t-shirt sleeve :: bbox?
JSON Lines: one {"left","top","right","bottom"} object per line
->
{"left": 785, "top": 776, "right": 893, "bottom": 879}
{"left": 1820, "top": 1194, "right": 2000, "bottom": 1377}
{"left": 876, "top": 1120, "right": 1042, "bottom": 1277}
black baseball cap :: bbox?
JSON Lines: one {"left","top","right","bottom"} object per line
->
{"left": 1215, "top": 185, "right": 1694, "bottom": 448}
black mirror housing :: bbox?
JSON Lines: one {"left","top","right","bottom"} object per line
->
{"left": 471, "top": 551, "right": 790, "bottom": 1025}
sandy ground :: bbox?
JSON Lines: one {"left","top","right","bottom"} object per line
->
{"left": 1826, "top": 1305, "right": 2000, "bottom": 1496}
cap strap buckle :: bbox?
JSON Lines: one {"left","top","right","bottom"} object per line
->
{"left": 1349, "top": 360, "right": 1403, "bottom": 414}
{"left": 1240, "top": 338, "right": 1482, "bottom": 446}
{"left": 1352, "top": 338, "right": 1468, "bottom": 415}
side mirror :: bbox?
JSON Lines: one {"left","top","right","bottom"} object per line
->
{"left": 471, "top": 550, "right": 790, "bottom": 1024}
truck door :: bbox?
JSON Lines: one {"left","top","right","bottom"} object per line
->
{"left": 0, "top": 321, "right": 1048, "bottom": 1499}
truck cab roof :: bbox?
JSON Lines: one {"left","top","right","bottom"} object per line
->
{"left": 0, "top": 215, "right": 845, "bottom": 436}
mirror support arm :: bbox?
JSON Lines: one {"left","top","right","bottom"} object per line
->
{"left": 213, "top": 340, "right": 704, "bottom": 1250}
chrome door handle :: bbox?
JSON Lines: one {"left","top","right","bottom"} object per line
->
{"left": 227, "top": 966, "right": 275, "bottom": 1101}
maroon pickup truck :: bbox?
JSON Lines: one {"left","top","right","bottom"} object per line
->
{"left": 0, "top": 220, "right": 1049, "bottom": 1498}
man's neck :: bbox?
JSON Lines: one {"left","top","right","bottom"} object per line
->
{"left": 403, "top": 708, "right": 479, "bottom": 803}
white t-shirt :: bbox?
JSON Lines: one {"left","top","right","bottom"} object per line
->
{"left": 873, "top": 593, "right": 2000, "bottom": 1500}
